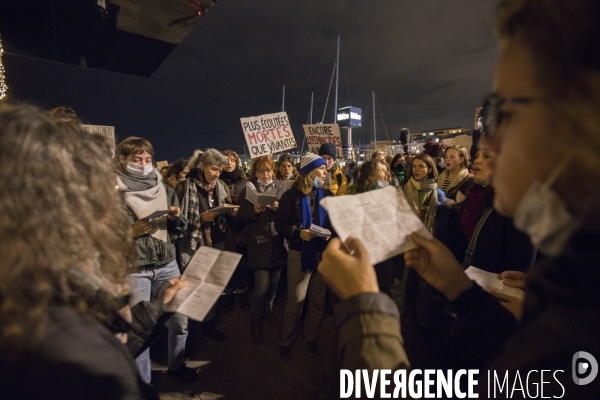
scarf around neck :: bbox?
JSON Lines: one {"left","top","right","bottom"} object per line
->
{"left": 116, "top": 164, "right": 158, "bottom": 192}
{"left": 301, "top": 187, "right": 327, "bottom": 272}
{"left": 437, "top": 167, "right": 470, "bottom": 192}
{"left": 116, "top": 167, "right": 168, "bottom": 261}
{"left": 220, "top": 167, "right": 242, "bottom": 185}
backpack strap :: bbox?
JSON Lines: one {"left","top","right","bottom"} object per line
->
{"left": 462, "top": 207, "right": 494, "bottom": 269}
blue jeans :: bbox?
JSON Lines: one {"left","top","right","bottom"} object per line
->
{"left": 251, "top": 268, "right": 281, "bottom": 321}
{"left": 128, "top": 260, "right": 188, "bottom": 383}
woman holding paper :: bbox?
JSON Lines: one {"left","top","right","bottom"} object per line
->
{"left": 116, "top": 137, "right": 196, "bottom": 384}
{"left": 274, "top": 153, "right": 334, "bottom": 360}
{"left": 318, "top": 1, "right": 600, "bottom": 396}
{"left": 238, "top": 156, "right": 287, "bottom": 345}
{"left": 175, "top": 148, "right": 239, "bottom": 342}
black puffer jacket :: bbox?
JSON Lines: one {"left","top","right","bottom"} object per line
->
{"left": 238, "top": 180, "right": 287, "bottom": 270}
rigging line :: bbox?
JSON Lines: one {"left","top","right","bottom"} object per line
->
{"left": 340, "top": 42, "right": 352, "bottom": 106}
{"left": 375, "top": 93, "right": 391, "bottom": 142}
{"left": 300, "top": 105, "right": 312, "bottom": 153}
{"left": 321, "top": 62, "right": 337, "bottom": 124}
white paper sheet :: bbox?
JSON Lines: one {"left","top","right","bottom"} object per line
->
{"left": 142, "top": 210, "right": 170, "bottom": 220}
{"left": 465, "top": 266, "right": 525, "bottom": 301}
{"left": 245, "top": 182, "right": 277, "bottom": 206}
{"left": 320, "top": 186, "right": 432, "bottom": 264}
{"left": 167, "top": 247, "right": 242, "bottom": 321}
{"left": 210, "top": 204, "right": 239, "bottom": 214}
{"left": 309, "top": 223, "right": 331, "bottom": 238}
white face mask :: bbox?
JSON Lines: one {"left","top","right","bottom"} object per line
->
{"left": 378, "top": 180, "right": 389, "bottom": 188}
{"left": 513, "top": 156, "right": 579, "bottom": 257}
{"left": 258, "top": 179, "right": 273, "bottom": 187}
{"left": 127, "top": 162, "right": 153, "bottom": 177}
{"left": 437, "top": 158, "right": 446, "bottom": 169}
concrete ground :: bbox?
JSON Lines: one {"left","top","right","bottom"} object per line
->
{"left": 149, "top": 272, "right": 441, "bottom": 400}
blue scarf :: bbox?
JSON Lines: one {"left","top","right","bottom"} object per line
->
{"left": 301, "top": 188, "right": 327, "bottom": 272}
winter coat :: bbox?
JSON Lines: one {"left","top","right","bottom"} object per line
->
{"left": 334, "top": 229, "right": 600, "bottom": 398}
{"left": 327, "top": 164, "right": 348, "bottom": 196}
{"left": 238, "top": 180, "right": 287, "bottom": 270}
{"left": 274, "top": 185, "right": 334, "bottom": 252}
{"left": 122, "top": 184, "right": 187, "bottom": 268}
{"left": 403, "top": 177, "right": 438, "bottom": 234}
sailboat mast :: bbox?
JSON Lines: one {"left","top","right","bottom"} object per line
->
{"left": 372, "top": 91, "right": 377, "bottom": 153}
{"left": 281, "top": 84, "right": 285, "bottom": 112}
{"left": 334, "top": 34, "right": 340, "bottom": 124}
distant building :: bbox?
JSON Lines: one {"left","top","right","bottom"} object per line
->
{"left": 411, "top": 127, "right": 471, "bottom": 142}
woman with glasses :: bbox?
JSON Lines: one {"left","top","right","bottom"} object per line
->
{"left": 274, "top": 153, "right": 334, "bottom": 360}
{"left": 238, "top": 156, "right": 286, "bottom": 345}
{"left": 319, "top": 0, "right": 600, "bottom": 396}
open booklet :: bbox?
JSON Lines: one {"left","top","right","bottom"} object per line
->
{"left": 320, "top": 186, "right": 432, "bottom": 265}
{"left": 210, "top": 204, "right": 239, "bottom": 214}
{"left": 167, "top": 246, "right": 242, "bottom": 321}
{"left": 464, "top": 266, "right": 525, "bottom": 301}
{"left": 309, "top": 223, "right": 331, "bottom": 238}
{"left": 245, "top": 182, "right": 277, "bottom": 206}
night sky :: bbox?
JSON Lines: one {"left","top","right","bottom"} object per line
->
{"left": 4, "top": 0, "right": 500, "bottom": 162}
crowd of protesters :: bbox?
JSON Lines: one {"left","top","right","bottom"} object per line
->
{"left": 1, "top": 0, "right": 600, "bottom": 398}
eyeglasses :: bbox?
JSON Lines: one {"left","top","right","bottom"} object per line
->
{"left": 257, "top": 169, "right": 273, "bottom": 174}
{"left": 481, "top": 93, "right": 538, "bottom": 138}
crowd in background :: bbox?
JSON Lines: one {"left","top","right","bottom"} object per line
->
{"left": 2, "top": 0, "right": 600, "bottom": 398}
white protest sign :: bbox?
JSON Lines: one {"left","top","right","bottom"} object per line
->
{"left": 81, "top": 125, "right": 116, "bottom": 155}
{"left": 302, "top": 124, "right": 342, "bottom": 158}
{"left": 240, "top": 112, "right": 297, "bottom": 159}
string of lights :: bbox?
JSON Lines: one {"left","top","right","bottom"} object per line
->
{"left": 0, "top": 35, "right": 7, "bottom": 100}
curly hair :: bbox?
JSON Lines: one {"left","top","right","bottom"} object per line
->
{"left": 0, "top": 104, "right": 134, "bottom": 359}
{"left": 354, "top": 161, "right": 374, "bottom": 193}
{"left": 222, "top": 149, "right": 248, "bottom": 179}
{"left": 162, "top": 158, "right": 189, "bottom": 189}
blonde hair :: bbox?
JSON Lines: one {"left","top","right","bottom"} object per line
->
{"left": 444, "top": 145, "right": 470, "bottom": 169}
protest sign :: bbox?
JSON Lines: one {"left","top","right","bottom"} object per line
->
{"left": 302, "top": 124, "right": 342, "bottom": 158}
{"left": 240, "top": 112, "right": 297, "bottom": 158}
{"left": 81, "top": 125, "right": 116, "bottom": 155}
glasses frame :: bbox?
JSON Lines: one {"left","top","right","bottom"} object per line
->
{"left": 481, "top": 93, "right": 538, "bottom": 138}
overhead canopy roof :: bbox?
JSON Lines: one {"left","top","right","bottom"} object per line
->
{"left": 1, "top": 0, "right": 216, "bottom": 77}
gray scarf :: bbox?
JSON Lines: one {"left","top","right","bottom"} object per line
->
{"left": 116, "top": 165, "right": 158, "bottom": 192}
{"left": 117, "top": 167, "right": 169, "bottom": 262}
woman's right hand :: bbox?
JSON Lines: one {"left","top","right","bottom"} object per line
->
{"left": 131, "top": 219, "right": 151, "bottom": 237}
{"left": 300, "top": 229, "right": 316, "bottom": 241}
{"left": 474, "top": 107, "right": 483, "bottom": 130}
{"left": 254, "top": 204, "right": 265, "bottom": 213}
{"left": 404, "top": 232, "right": 473, "bottom": 300}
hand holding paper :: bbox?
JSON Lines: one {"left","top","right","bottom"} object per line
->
{"left": 319, "top": 186, "right": 432, "bottom": 265}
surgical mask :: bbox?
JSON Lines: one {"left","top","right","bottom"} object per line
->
{"left": 437, "top": 158, "right": 446, "bottom": 169}
{"left": 378, "top": 180, "right": 389, "bottom": 188}
{"left": 513, "top": 155, "right": 579, "bottom": 257}
{"left": 127, "top": 162, "right": 153, "bottom": 176}
{"left": 259, "top": 179, "right": 273, "bottom": 187}
{"left": 313, "top": 177, "right": 323, "bottom": 188}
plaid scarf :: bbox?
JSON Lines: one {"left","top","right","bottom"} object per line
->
{"left": 175, "top": 174, "right": 230, "bottom": 269}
